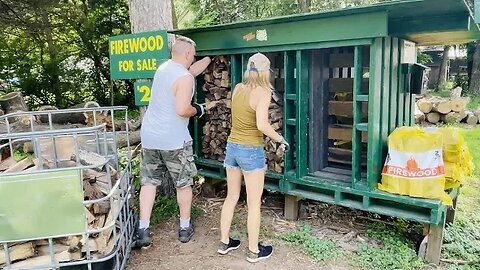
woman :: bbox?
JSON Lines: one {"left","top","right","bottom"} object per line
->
{"left": 217, "top": 53, "right": 289, "bottom": 263}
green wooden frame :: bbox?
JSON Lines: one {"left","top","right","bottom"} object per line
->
{"left": 178, "top": 0, "right": 478, "bottom": 225}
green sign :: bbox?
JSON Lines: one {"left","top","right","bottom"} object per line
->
{"left": 0, "top": 169, "right": 85, "bottom": 242}
{"left": 109, "top": 30, "right": 169, "bottom": 80}
{"left": 134, "top": 80, "right": 153, "bottom": 106}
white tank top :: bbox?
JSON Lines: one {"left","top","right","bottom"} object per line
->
{"left": 140, "top": 60, "right": 194, "bottom": 150}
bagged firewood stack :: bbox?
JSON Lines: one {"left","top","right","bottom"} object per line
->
{"left": 201, "top": 56, "right": 285, "bottom": 173}
{"left": 415, "top": 96, "right": 480, "bottom": 125}
{"left": 0, "top": 146, "right": 120, "bottom": 268}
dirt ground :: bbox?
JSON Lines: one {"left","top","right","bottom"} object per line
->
{"left": 126, "top": 192, "right": 381, "bottom": 270}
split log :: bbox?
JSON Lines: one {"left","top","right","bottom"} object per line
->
{"left": 451, "top": 86, "right": 462, "bottom": 98}
{"left": 36, "top": 244, "right": 70, "bottom": 256}
{"left": 0, "top": 92, "right": 28, "bottom": 115}
{"left": 0, "top": 242, "right": 35, "bottom": 265}
{"left": 450, "top": 97, "right": 468, "bottom": 112}
{"left": 432, "top": 99, "right": 452, "bottom": 114}
{"left": 426, "top": 112, "right": 440, "bottom": 124}
{"left": 4, "top": 157, "right": 33, "bottom": 173}
{"left": 117, "top": 130, "right": 141, "bottom": 148}
{"left": 417, "top": 99, "right": 433, "bottom": 114}
{"left": 0, "top": 157, "right": 16, "bottom": 171}
{"left": 8, "top": 250, "right": 77, "bottom": 268}
{"left": 465, "top": 112, "right": 479, "bottom": 125}
{"left": 0, "top": 91, "right": 31, "bottom": 125}
{"left": 71, "top": 149, "right": 106, "bottom": 169}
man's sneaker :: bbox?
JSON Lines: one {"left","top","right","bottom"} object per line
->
{"left": 178, "top": 223, "right": 195, "bottom": 243}
{"left": 246, "top": 243, "right": 273, "bottom": 263}
{"left": 217, "top": 238, "right": 241, "bottom": 255}
{"left": 132, "top": 228, "right": 151, "bottom": 249}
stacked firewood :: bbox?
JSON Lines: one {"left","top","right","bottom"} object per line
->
{"left": 265, "top": 103, "right": 285, "bottom": 173}
{"left": 201, "top": 56, "right": 285, "bottom": 173}
{"left": 0, "top": 140, "right": 119, "bottom": 268}
{"left": 202, "top": 56, "right": 232, "bottom": 162}
{"left": 415, "top": 96, "right": 480, "bottom": 125}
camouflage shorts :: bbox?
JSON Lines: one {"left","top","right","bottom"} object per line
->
{"left": 140, "top": 141, "right": 197, "bottom": 189}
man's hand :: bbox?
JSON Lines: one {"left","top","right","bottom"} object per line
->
{"left": 192, "top": 102, "right": 205, "bottom": 117}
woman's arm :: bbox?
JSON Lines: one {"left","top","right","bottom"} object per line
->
{"left": 255, "top": 89, "right": 283, "bottom": 142}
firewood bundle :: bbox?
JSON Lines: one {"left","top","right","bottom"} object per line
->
{"left": 415, "top": 96, "right": 480, "bottom": 126}
{"left": 0, "top": 144, "right": 120, "bottom": 268}
{"left": 201, "top": 56, "right": 285, "bottom": 173}
{"left": 202, "top": 56, "right": 232, "bottom": 162}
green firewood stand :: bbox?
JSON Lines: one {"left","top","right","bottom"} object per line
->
{"left": 171, "top": 0, "right": 479, "bottom": 264}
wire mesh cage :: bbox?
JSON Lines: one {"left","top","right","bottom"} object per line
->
{"left": 0, "top": 106, "right": 136, "bottom": 270}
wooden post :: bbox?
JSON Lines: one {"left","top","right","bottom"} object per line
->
{"left": 446, "top": 198, "right": 458, "bottom": 225}
{"left": 284, "top": 195, "right": 299, "bottom": 220}
{"left": 425, "top": 223, "right": 445, "bottom": 265}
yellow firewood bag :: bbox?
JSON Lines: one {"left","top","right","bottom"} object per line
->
{"left": 439, "top": 127, "right": 474, "bottom": 187}
{"left": 378, "top": 126, "right": 452, "bottom": 205}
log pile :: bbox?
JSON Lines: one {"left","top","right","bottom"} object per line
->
{"left": 201, "top": 56, "right": 285, "bottom": 173}
{"left": 265, "top": 103, "right": 285, "bottom": 173}
{"left": 0, "top": 143, "right": 119, "bottom": 268}
{"left": 415, "top": 96, "right": 480, "bottom": 125}
{"left": 202, "top": 56, "right": 232, "bottom": 162}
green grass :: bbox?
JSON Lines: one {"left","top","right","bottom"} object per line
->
{"left": 442, "top": 128, "right": 480, "bottom": 268}
{"left": 467, "top": 96, "right": 480, "bottom": 111}
{"left": 282, "top": 224, "right": 342, "bottom": 262}
{"left": 354, "top": 222, "right": 423, "bottom": 270}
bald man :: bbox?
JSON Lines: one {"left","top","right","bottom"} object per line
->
{"left": 134, "top": 36, "right": 211, "bottom": 248}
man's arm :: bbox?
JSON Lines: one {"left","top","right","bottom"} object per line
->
{"left": 175, "top": 75, "right": 197, "bottom": 117}
{"left": 189, "top": 56, "right": 211, "bottom": 77}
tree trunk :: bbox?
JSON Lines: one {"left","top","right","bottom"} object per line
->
{"left": 469, "top": 42, "right": 480, "bottom": 96}
{"left": 436, "top": 45, "right": 450, "bottom": 90}
{"left": 128, "top": 0, "right": 175, "bottom": 197}
{"left": 297, "top": 0, "right": 312, "bottom": 13}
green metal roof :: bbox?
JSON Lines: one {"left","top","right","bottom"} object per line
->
{"left": 171, "top": 0, "right": 479, "bottom": 47}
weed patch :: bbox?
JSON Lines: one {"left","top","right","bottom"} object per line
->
{"left": 353, "top": 223, "right": 423, "bottom": 270}
{"left": 282, "top": 224, "right": 341, "bottom": 262}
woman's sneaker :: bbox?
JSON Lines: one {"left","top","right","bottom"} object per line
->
{"left": 217, "top": 238, "right": 241, "bottom": 255}
{"left": 246, "top": 243, "right": 273, "bottom": 263}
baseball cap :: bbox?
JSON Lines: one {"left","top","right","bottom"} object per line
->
{"left": 248, "top": 53, "right": 270, "bottom": 72}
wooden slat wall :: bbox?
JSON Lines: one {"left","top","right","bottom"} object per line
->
{"left": 328, "top": 78, "right": 369, "bottom": 93}
{"left": 328, "top": 125, "right": 367, "bottom": 142}
{"left": 328, "top": 101, "right": 368, "bottom": 117}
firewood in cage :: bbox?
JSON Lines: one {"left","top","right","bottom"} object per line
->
{"left": 36, "top": 244, "right": 70, "bottom": 257}
{"left": 71, "top": 149, "right": 106, "bottom": 170}
{"left": 0, "top": 242, "right": 35, "bottom": 265}
{"left": 8, "top": 250, "right": 77, "bottom": 268}
{"left": 4, "top": 157, "right": 34, "bottom": 173}
{"left": 0, "top": 157, "right": 16, "bottom": 171}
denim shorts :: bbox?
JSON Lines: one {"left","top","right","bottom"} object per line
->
{"left": 223, "top": 142, "right": 266, "bottom": 173}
